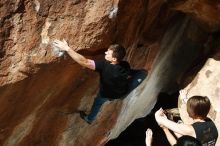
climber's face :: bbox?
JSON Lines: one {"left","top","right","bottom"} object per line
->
{"left": 105, "top": 49, "right": 117, "bottom": 63}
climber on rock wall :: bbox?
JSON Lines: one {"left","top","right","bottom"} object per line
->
{"left": 52, "top": 40, "right": 130, "bottom": 124}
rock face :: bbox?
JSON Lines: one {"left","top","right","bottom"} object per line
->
{"left": 0, "top": 0, "right": 220, "bottom": 145}
{"left": 173, "top": 0, "right": 220, "bottom": 32}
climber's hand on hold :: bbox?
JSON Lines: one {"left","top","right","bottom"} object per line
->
{"left": 52, "top": 39, "right": 70, "bottom": 52}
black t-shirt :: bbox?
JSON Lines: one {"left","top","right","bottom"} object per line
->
{"left": 95, "top": 60, "right": 130, "bottom": 99}
{"left": 192, "top": 118, "right": 218, "bottom": 146}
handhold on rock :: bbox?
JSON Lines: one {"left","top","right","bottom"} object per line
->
{"left": 50, "top": 40, "right": 65, "bottom": 57}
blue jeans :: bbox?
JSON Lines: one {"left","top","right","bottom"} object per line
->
{"left": 87, "top": 93, "right": 110, "bottom": 122}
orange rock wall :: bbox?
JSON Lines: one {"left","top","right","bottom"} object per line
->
{"left": 1, "top": 0, "right": 220, "bottom": 145}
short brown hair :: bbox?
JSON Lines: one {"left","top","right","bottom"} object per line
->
{"left": 187, "top": 96, "right": 211, "bottom": 120}
{"left": 108, "top": 44, "right": 126, "bottom": 62}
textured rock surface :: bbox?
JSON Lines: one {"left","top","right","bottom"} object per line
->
{"left": 179, "top": 58, "right": 220, "bottom": 146}
{"left": 1, "top": 0, "right": 220, "bottom": 145}
{"left": 172, "top": 0, "right": 220, "bottom": 32}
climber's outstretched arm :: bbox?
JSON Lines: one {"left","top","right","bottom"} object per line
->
{"left": 52, "top": 40, "right": 95, "bottom": 70}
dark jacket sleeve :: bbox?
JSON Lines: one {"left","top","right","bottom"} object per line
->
{"left": 94, "top": 60, "right": 105, "bottom": 72}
